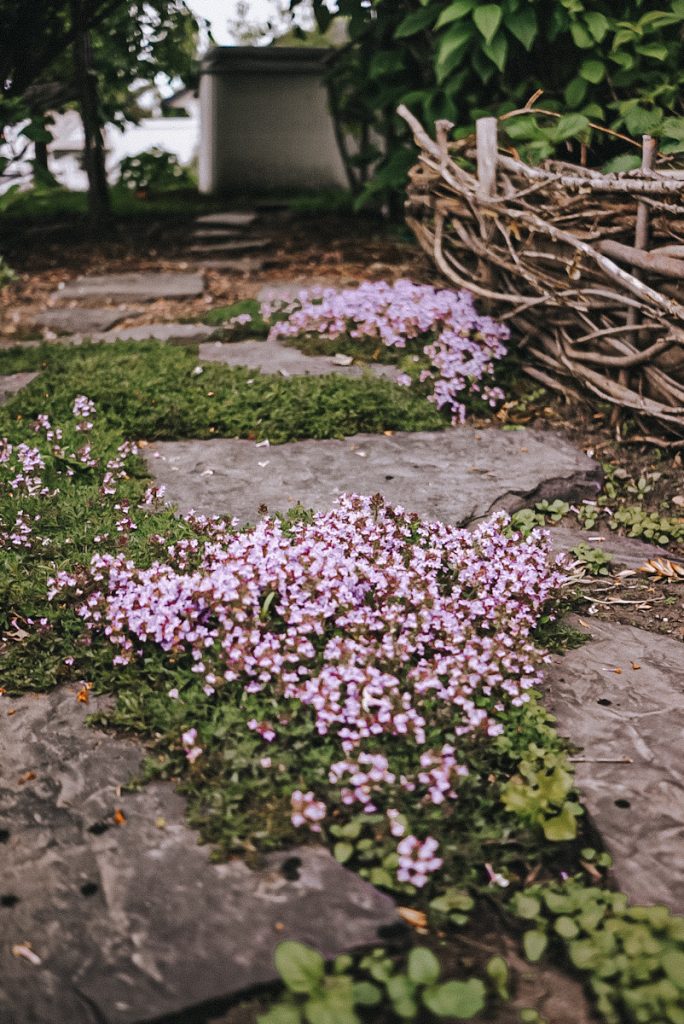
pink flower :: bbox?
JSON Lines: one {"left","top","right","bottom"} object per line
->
{"left": 290, "top": 790, "right": 327, "bottom": 832}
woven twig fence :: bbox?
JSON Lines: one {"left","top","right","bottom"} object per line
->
{"left": 398, "top": 104, "right": 684, "bottom": 443}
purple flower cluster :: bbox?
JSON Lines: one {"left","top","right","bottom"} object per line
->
{"left": 52, "top": 491, "right": 564, "bottom": 888}
{"left": 264, "top": 280, "right": 509, "bottom": 423}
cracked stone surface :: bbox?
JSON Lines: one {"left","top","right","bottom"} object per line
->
{"left": 88, "top": 322, "right": 215, "bottom": 345}
{"left": 548, "top": 524, "right": 684, "bottom": 570}
{"left": 32, "top": 308, "right": 128, "bottom": 334}
{"left": 54, "top": 272, "right": 205, "bottom": 302}
{"left": 198, "top": 338, "right": 404, "bottom": 382}
{"left": 146, "top": 428, "right": 601, "bottom": 523}
{"left": 0, "top": 688, "right": 400, "bottom": 1024}
{"left": 543, "top": 619, "right": 684, "bottom": 914}
{"left": 0, "top": 372, "right": 39, "bottom": 404}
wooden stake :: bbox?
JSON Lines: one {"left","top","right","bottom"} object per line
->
{"left": 476, "top": 117, "right": 498, "bottom": 296}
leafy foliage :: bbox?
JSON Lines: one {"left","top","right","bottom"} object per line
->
{"left": 295, "top": 0, "right": 684, "bottom": 203}
{"left": 118, "top": 147, "right": 195, "bottom": 194}
{"left": 511, "top": 877, "right": 684, "bottom": 1024}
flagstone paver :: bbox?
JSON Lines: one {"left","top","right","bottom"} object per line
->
{"left": 0, "top": 371, "right": 39, "bottom": 404}
{"left": 146, "top": 428, "right": 601, "bottom": 523}
{"left": 544, "top": 619, "right": 684, "bottom": 913}
{"left": 85, "top": 322, "right": 214, "bottom": 345}
{"left": 195, "top": 212, "right": 258, "bottom": 228}
{"left": 189, "top": 239, "right": 272, "bottom": 256}
{"left": 198, "top": 338, "right": 405, "bottom": 381}
{"left": 548, "top": 523, "right": 684, "bottom": 570}
{"left": 0, "top": 688, "right": 400, "bottom": 1024}
{"left": 257, "top": 279, "right": 343, "bottom": 305}
{"left": 32, "top": 308, "right": 129, "bottom": 335}
{"left": 54, "top": 271, "right": 205, "bottom": 303}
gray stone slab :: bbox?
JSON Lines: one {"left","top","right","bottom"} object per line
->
{"left": 195, "top": 211, "right": 258, "bottom": 228}
{"left": 0, "top": 688, "right": 399, "bottom": 1024}
{"left": 91, "top": 322, "right": 214, "bottom": 345}
{"left": 543, "top": 620, "right": 684, "bottom": 913}
{"left": 0, "top": 371, "right": 39, "bottom": 404}
{"left": 32, "top": 308, "right": 127, "bottom": 335}
{"left": 54, "top": 272, "right": 205, "bottom": 302}
{"left": 193, "top": 256, "right": 266, "bottom": 273}
{"left": 189, "top": 238, "right": 271, "bottom": 255}
{"left": 146, "top": 428, "right": 601, "bottom": 524}
{"left": 549, "top": 524, "right": 684, "bottom": 570}
{"left": 192, "top": 228, "right": 243, "bottom": 240}
{"left": 198, "top": 338, "right": 404, "bottom": 382}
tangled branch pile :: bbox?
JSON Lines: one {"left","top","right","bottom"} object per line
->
{"left": 399, "top": 105, "right": 684, "bottom": 442}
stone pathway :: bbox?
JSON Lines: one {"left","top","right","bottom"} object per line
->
{"left": 1, "top": 689, "right": 397, "bottom": 1024}
{"left": 544, "top": 619, "right": 684, "bottom": 913}
{"left": 3, "top": 251, "right": 684, "bottom": 1022}
{"left": 198, "top": 338, "right": 405, "bottom": 381}
{"left": 54, "top": 271, "right": 205, "bottom": 303}
{"left": 146, "top": 427, "right": 601, "bottom": 523}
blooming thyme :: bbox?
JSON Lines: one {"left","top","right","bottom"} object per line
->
{"left": 264, "top": 279, "right": 509, "bottom": 423}
{"left": 52, "top": 492, "right": 564, "bottom": 888}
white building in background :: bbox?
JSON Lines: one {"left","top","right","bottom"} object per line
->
{"left": 0, "top": 95, "right": 199, "bottom": 195}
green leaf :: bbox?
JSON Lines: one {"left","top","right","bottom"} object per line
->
{"left": 422, "top": 979, "right": 487, "bottom": 1019}
{"left": 485, "top": 956, "right": 509, "bottom": 1001}
{"left": 258, "top": 1006, "right": 302, "bottom": 1024}
{"left": 602, "top": 153, "right": 641, "bottom": 173}
{"left": 435, "top": 23, "right": 473, "bottom": 77}
{"left": 275, "top": 942, "right": 326, "bottom": 995}
{"left": 303, "top": 997, "right": 358, "bottom": 1024}
{"left": 553, "top": 114, "right": 590, "bottom": 143}
{"left": 435, "top": 0, "right": 475, "bottom": 29}
{"left": 554, "top": 915, "right": 580, "bottom": 940}
{"left": 570, "top": 22, "right": 593, "bottom": 48}
{"left": 368, "top": 51, "right": 405, "bottom": 79}
{"left": 506, "top": 7, "right": 537, "bottom": 50}
{"left": 564, "top": 77, "right": 587, "bottom": 107}
{"left": 579, "top": 59, "right": 605, "bottom": 83}
{"left": 472, "top": 4, "right": 502, "bottom": 44}
{"left": 624, "top": 105, "right": 663, "bottom": 137}
{"left": 662, "top": 117, "right": 684, "bottom": 142}
{"left": 482, "top": 32, "right": 508, "bottom": 72}
{"left": 408, "top": 948, "right": 441, "bottom": 986}
{"left": 523, "top": 930, "right": 548, "bottom": 963}
{"left": 543, "top": 803, "right": 579, "bottom": 841}
{"left": 386, "top": 975, "right": 416, "bottom": 1004}
{"left": 584, "top": 11, "right": 609, "bottom": 42}
{"left": 352, "top": 981, "right": 382, "bottom": 1006}
{"left": 512, "top": 893, "right": 542, "bottom": 920}
{"left": 663, "top": 950, "right": 684, "bottom": 989}
{"left": 394, "top": 6, "right": 436, "bottom": 38}
{"left": 635, "top": 42, "right": 668, "bottom": 60}
{"left": 333, "top": 841, "right": 354, "bottom": 864}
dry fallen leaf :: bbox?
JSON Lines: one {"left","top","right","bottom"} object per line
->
{"left": 76, "top": 682, "right": 93, "bottom": 703}
{"left": 113, "top": 808, "right": 126, "bottom": 826}
{"left": 18, "top": 771, "right": 36, "bottom": 785}
{"left": 397, "top": 907, "right": 428, "bottom": 930}
{"left": 637, "top": 557, "right": 684, "bottom": 580}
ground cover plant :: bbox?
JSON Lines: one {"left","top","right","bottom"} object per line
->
{"left": 2, "top": 391, "right": 684, "bottom": 1024}
{"left": 204, "top": 279, "right": 509, "bottom": 425}
{"left": 0, "top": 340, "right": 445, "bottom": 443}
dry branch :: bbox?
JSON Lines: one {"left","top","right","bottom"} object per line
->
{"left": 398, "top": 105, "right": 684, "bottom": 440}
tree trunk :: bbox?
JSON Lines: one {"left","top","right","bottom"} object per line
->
{"left": 71, "top": 0, "right": 111, "bottom": 225}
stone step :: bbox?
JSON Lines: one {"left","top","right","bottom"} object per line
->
{"left": 198, "top": 338, "right": 403, "bottom": 382}
{"left": 32, "top": 308, "right": 130, "bottom": 335}
{"left": 54, "top": 271, "right": 205, "bottom": 303}
{"left": 1, "top": 688, "right": 399, "bottom": 1024}
{"left": 145, "top": 428, "right": 601, "bottom": 524}
{"left": 191, "top": 227, "right": 244, "bottom": 240}
{"left": 0, "top": 371, "right": 39, "bottom": 404}
{"left": 544, "top": 619, "right": 684, "bottom": 914}
{"left": 194, "top": 211, "right": 258, "bottom": 228}
{"left": 188, "top": 238, "right": 271, "bottom": 255}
